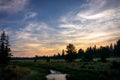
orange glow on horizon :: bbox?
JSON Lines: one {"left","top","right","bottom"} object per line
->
{"left": 12, "top": 40, "right": 117, "bottom": 57}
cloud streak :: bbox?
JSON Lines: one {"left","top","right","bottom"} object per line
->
{"left": 24, "top": 12, "right": 37, "bottom": 20}
{"left": 58, "top": 0, "right": 120, "bottom": 48}
{"left": 0, "top": 0, "right": 28, "bottom": 13}
{"left": 11, "top": 22, "right": 65, "bottom": 57}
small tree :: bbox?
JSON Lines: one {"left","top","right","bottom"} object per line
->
{"left": 65, "top": 44, "right": 77, "bottom": 62}
{"left": 34, "top": 55, "right": 38, "bottom": 62}
{"left": 46, "top": 57, "right": 50, "bottom": 62}
{"left": 78, "top": 48, "right": 84, "bottom": 59}
{"left": 109, "top": 43, "right": 114, "bottom": 57}
{"left": 99, "top": 46, "right": 110, "bottom": 62}
{"left": 114, "top": 39, "right": 120, "bottom": 57}
{"left": 82, "top": 47, "right": 93, "bottom": 61}
{"left": 0, "top": 31, "right": 11, "bottom": 65}
{"left": 61, "top": 49, "right": 65, "bottom": 59}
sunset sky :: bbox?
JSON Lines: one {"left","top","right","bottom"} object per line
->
{"left": 0, "top": 0, "right": 120, "bottom": 57}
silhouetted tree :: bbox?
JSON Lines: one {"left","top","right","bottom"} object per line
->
{"left": 57, "top": 52, "right": 60, "bottom": 57}
{"left": 114, "top": 39, "right": 120, "bottom": 57}
{"left": 109, "top": 43, "right": 114, "bottom": 57}
{"left": 47, "top": 57, "right": 50, "bottom": 62}
{"left": 34, "top": 55, "right": 38, "bottom": 62}
{"left": 78, "top": 48, "right": 84, "bottom": 59}
{"left": 65, "top": 44, "right": 77, "bottom": 62}
{"left": 92, "top": 45, "right": 98, "bottom": 58}
{"left": 55, "top": 52, "right": 61, "bottom": 59}
{"left": 61, "top": 49, "right": 65, "bottom": 59}
{"left": 0, "top": 31, "right": 11, "bottom": 64}
{"left": 82, "top": 47, "right": 93, "bottom": 61}
{"left": 99, "top": 46, "right": 110, "bottom": 62}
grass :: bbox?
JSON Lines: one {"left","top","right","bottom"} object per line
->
{"left": 0, "top": 65, "right": 30, "bottom": 80}
{"left": 0, "top": 58, "right": 120, "bottom": 80}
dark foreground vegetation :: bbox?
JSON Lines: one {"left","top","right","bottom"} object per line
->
{"left": 0, "top": 59, "right": 120, "bottom": 80}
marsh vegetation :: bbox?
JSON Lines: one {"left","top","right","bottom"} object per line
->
{"left": 1, "top": 58, "right": 120, "bottom": 80}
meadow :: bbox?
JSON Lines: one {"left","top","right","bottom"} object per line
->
{"left": 0, "top": 58, "right": 120, "bottom": 80}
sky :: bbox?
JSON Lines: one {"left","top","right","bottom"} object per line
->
{"left": 0, "top": 0, "right": 120, "bottom": 57}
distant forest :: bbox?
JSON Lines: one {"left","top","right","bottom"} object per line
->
{"left": 51, "top": 39, "right": 120, "bottom": 58}
{"left": 12, "top": 39, "right": 120, "bottom": 61}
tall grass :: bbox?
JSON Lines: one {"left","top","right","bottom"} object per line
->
{"left": 1, "top": 58, "right": 120, "bottom": 80}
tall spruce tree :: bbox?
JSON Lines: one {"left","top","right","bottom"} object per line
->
{"left": 78, "top": 48, "right": 84, "bottom": 59}
{"left": 0, "top": 31, "right": 11, "bottom": 64}
{"left": 61, "top": 49, "right": 65, "bottom": 59}
{"left": 83, "top": 47, "right": 93, "bottom": 61}
{"left": 114, "top": 39, "right": 120, "bottom": 57}
{"left": 109, "top": 43, "right": 114, "bottom": 57}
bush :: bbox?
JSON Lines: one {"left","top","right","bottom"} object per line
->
{"left": 88, "top": 66, "right": 95, "bottom": 69}
{"left": 111, "top": 61, "right": 120, "bottom": 69}
{"left": 0, "top": 65, "right": 30, "bottom": 80}
{"left": 83, "top": 62, "right": 89, "bottom": 65}
{"left": 80, "top": 65, "right": 86, "bottom": 69}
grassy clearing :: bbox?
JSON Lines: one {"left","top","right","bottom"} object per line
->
{"left": 0, "top": 65, "right": 30, "bottom": 80}
{"left": 0, "top": 58, "right": 120, "bottom": 80}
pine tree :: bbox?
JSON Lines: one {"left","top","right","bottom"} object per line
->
{"left": 62, "top": 49, "right": 65, "bottom": 56}
{"left": 78, "top": 48, "right": 84, "bottom": 59}
{"left": 0, "top": 31, "right": 11, "bottom": 64}
{"left": 114, "top": 39, "right": 120, "bottom": 57}
{"left": 61, "top": 49, "right": 65, "bottom": 59}
{"left": 99, "top": 46, "right": 110, "bottom": 62}
{"left": 83, "top": 47, "right": 93, "bottom": 61}
{"left": 109, "top": 43, "right": 114, "bottom": 57}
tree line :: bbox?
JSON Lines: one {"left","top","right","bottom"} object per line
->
{"left": 48, "top": 39, "right": 120, "bottom": 62}
{"left": 0, "top": 31, "right": 120, "bottom": 63}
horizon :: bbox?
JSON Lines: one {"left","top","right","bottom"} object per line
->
{"left": 0, "top": 0, "right": 120, "bottom": 57}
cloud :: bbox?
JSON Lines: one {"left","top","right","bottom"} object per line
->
{"left": 24, "top": 12, "right": 37, "bottom": 20}
{"left": 11, "top": 22, "right": 65, "bottom": 57}
{"left": 0, "top": 0, "right": 28, "bottom": 13}
{"left": 58, "top": 0, "right": 120, "bottom": 48}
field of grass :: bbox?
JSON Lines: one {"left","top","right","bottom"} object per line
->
{"left": 0, "top": 65, "right": 30, "bottom": 80}
{"left": 0, "top": 58, "right": 120, "bottom": 80}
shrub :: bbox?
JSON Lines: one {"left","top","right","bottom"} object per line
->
{"left": 80, "top": 65, "right": 86, "bottom": 69}
{"left": 88, "top": 66, "right": 95, "bottom": 69}
{"left": 111, "top": 61, "right": 120, "bottom": 69}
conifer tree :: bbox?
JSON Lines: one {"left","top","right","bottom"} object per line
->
{"left": 114, "top": 39, "right": 120, "bottom": 57}
{"left": 0, "top": 31, "right": 11, "bottom": 64}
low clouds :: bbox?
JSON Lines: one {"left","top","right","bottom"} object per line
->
{"left": 11, "top": 22, "right": 64, "bottom": 57}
